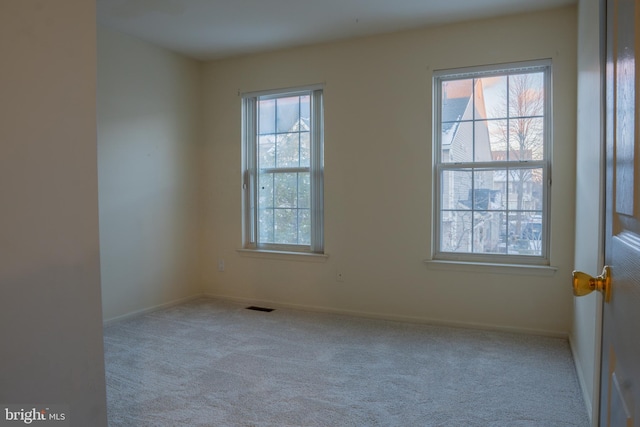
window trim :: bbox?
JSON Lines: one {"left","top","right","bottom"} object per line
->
{"left": 241, "top": 85, "right": 324, "bottom": 254}
{"left": 432, "top": 60, "right": 552, "bottom": 265}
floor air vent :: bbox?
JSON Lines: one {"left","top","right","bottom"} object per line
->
{"left": 246, "top": 306, "right": 274, "bottom": 312}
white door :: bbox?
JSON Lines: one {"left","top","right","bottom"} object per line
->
{"left": 600, "top": 0, "right": 640, "bottom": 424}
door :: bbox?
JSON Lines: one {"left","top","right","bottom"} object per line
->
{"left": 601, "top": 0, "right": 640, "bottom": 425}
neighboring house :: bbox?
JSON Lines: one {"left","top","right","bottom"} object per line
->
{"left": 440, "top": 79, "right": 502, "bottom": 253}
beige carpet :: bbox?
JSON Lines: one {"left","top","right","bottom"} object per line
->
{"left": 104, "top": 297, "right": 589, "bottom": 426}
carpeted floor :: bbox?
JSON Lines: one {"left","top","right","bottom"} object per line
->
{"left": 103, "top": 298, "right": 589, "bottom": 426}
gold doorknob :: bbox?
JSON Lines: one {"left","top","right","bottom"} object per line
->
{"left": 572, "top": 266, "right": 611, "bottom": 302}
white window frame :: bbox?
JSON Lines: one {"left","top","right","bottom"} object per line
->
{"left": 242, "top": 85, "right": 324, "bottom": 254}
{"left": 432, "top": 60, "right": 552, "bottom": 265}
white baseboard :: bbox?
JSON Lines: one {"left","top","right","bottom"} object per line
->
{"left": 203, "top": 293, "right": 568, "bottom": 338}
{"left": 103, "top": 294, "right": 205, "bottom": 326}
{"left": 569, "top": 334, "right": 594, "bottom": 425}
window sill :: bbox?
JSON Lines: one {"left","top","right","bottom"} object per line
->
{"left": 237, "top": 248, "right": 329, "bottom": 262}
{"left": 424, "top": 259, "right": 557, "bottom": 276}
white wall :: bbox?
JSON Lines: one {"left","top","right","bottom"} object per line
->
{"left": 0, "top": 1, "right": 107, "bottom": 425}
{"left": 97, "top": 27, "right": 203, "bottom": 321}
{"left": 202, "top": 7, "right": 578, "bottom": 335}
{"left": 571, "top": 0, "right": 604, "bottom": 424}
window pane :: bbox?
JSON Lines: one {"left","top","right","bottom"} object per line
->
{"left": 508, "top": 117, "right": 544, "bottom": 161}
{"left": 300, "top": 95, "right": 310, "bottom": 123}
{"left": 440, "top": 211, "right": 472, "bottom": 253}
{"left": 474, "top": 121, "right": 494, "bottom": 162}
{"left": 276, "top": 133, "right": 300, "bottom": 167}
{"left": 258, "top": 173, "right": 274, "bottom": 208}
{"left": 258, "top": 135, "right": 276, "bottom": 168}
{"left": 258, "top": 208, "right": 274, "bottom": 243}
{"left": 274, "top": 208, "right": 297, "bottom": 244}
{"left": 300, "top": 131, "right": 310, "bottom": 167}
{"left": 508, "top": 73, "right": 544, "bottom": 118}
{"left": 442, "top": 79, "right": 473, "bottom": 122}
{"left": 258, "top": 99, "right": 275, "bottom": 135}
{"left": 298, "top": 209, "right": 311, "bottom": 245}
{"left": 441, "top": 121, "right": 473, "bottom": 163}
{"left": 508, "top": 211, "right": 543, "bottom": 256}
{"left": 530, "top": 169, "right": 544, "bottom": 210}
{"left": 490, "top": 169, "right": 509, "bottom": 207}
{"left": 441, "top": 169, "right": 472, "bottom": 211}
{"left": 507, "top": 167, "right": 543, "bottom": 212}
{"left": 472, "top": 170, "right": 504, "bottom": 210}
{"left": 495, "top": 214, "right": 510, "bottom": 254}
{"left": 440, "top": 124, "right": 456, "bottom": 162}
{"left": 518, "top": 212, "right": 543, "bottom": 239}
{"left": 298, "top": 172, "right": 310, "bottom": 208}
{"left": 276, "top": 96, "right": 300, "bottom": 133}
{"left": 485, "top": 120, "right": 508, "bottom": 161}
{"left": 473, "top": 211, "right": 503, "bottom": 254}
{"left": 274, "top": 173, "right": 297, "bottom": 208}
{"left": 478, "top": 76, "right": 507, "bottom": 119}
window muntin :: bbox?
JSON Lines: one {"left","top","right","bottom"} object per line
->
{"left": 434, "top": 61, "right": 551, "bottom": 264}
{"left": 242, "top": 87, "right": 324, "bottom": 253}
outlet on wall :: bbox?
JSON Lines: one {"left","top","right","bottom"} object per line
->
{"left": 336, "top": 272, "right": 344, "bottom": 282}
{"left": 217, "top": 258, "right": 225, "bottom": 272}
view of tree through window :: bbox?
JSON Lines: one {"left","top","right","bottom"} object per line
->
{"left": 435, "top": 63, "right": 550, "bottom": 260}
{"left": 242, "top": 87, "right": 324, "bottom": 253}
{"left": 258, "top": 95, "right": 312, "bottom": 245}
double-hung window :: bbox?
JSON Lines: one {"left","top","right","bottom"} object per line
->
{"left": 433, "top": 60, "right": 551, "bottom": 264}
{"left": 242, "top": 86, "right": 324, "bottom": 253}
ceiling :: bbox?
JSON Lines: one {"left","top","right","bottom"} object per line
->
{"left": 96, "top": 0, "right": 576, "bottom": 61}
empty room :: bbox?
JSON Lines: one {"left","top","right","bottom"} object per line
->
{"left": 3, "top": 0, "right": 636, "bottom": 426}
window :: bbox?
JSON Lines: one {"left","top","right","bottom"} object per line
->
{"left": 242, "top": 86, "right": 324, "bottom": 253}
{"left": 433, "top": 61, "right": 551, "bottom": 264}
